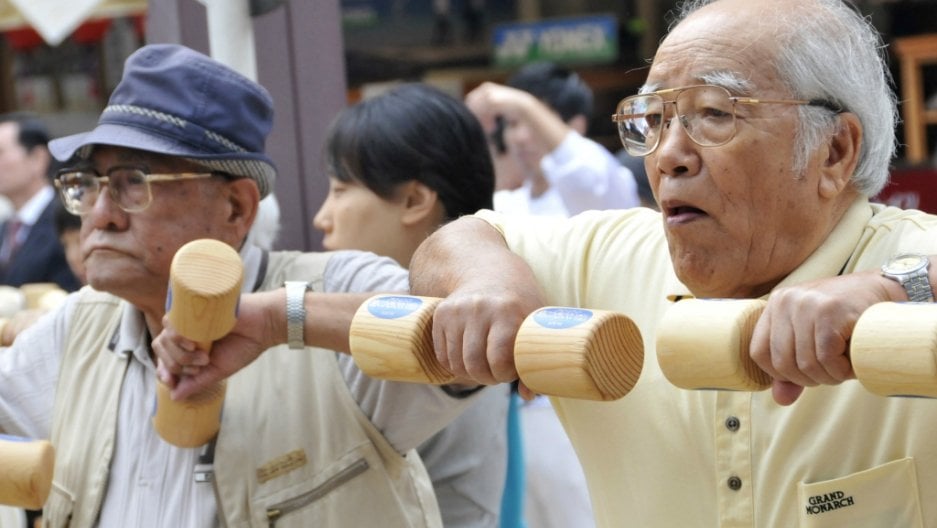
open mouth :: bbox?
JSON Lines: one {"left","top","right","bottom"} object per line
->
{"left": 663, "top": 202, "right": 707, "bottom": 224}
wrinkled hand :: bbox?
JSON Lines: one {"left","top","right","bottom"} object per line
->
{"left": 431, "top": 289, "right": 544, "bottom": 398}
{"left": 750, "top": 270, "right": 898, "bottom": 405}
{"left": 153, "top": 290, "right": 281, "bottom": 400}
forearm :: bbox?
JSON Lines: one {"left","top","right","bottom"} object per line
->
{"left": 304, "top": 292, "right": 373, "bottom": 353}
{"left": 409, "top": 216, "right": 542, "bottom": 301}
{"left": 251, "top": 289, "right": 374, "bottom": 354}
{"left": 515, "top": 92, "right": 571, "bottom": 152}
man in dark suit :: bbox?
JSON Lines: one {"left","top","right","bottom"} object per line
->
{"left": 0, "top": 113, "right": 80, "bottom": 291}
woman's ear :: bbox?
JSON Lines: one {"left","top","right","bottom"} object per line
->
{"left": 818, "top": 112, "right": 862, "bottom": 200}
{"left": 400, "top": 181, "right": 442, "bottom": 227}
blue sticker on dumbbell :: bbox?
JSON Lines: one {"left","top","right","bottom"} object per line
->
{"left": 532, "top": 307, "right": 593, "bottom": 329}
{"left": 367, "top": 296, "right": 423, "bottom": 319}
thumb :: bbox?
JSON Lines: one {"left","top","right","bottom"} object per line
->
{"left": 171, "top": 368, "right": 223, "bottom": 401}
{"left": 772, "top": 380, "right": 805, "bottom": 406}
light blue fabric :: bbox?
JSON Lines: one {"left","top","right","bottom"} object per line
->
{"left": 500, "top": 390, "right": 527, "bottom": 528}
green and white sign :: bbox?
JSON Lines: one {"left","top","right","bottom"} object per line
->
{"left": 493, "top": 14, "right": 618, "bottom": 67}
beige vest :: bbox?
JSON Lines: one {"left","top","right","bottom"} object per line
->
{"left": 45, "top": 251, "right": 441, "bottom": 528}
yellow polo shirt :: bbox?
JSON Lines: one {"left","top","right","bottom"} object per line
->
{"left": 479, "top": 198, "right": 937, "bottom": 528}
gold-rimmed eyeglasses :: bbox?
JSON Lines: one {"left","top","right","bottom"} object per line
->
{"left": 54, "top": 167, "right": 216, "bottom": 215}
{"left": 611, "top": 84, "right": 842, "bottom": 157}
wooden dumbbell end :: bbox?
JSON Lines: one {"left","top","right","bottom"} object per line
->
{"left": 156, "top": 239, "right": 243, "bottom": 447}
{"left": 515, "top": 307, "right": 644, "bottom": 401}
{"left": 20, "top": 283, "right": 61, "bottom": 310}
{"left": 657, "top": 298, "right": 771, "bottom": 391}
{"left": 852, "top": 302, "right": 937, "bottom": 398}
{"left": 350, "top": 295, "right": 454, "bottom": 384}
{"left": 0, "top": 436, "right": 54, "bottom": 509}
{"left": 153, "top": 381, "right": 228, "bottom": 447}
{"left": 167, "top": 239, "right": 244, "bottom": 343}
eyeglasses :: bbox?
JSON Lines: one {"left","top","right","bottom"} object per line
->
{"left": 54, "top": 167, "right": 216, "bottom": 215}
{"left": 611, "top": 84, "right": 841, "bottom": 157}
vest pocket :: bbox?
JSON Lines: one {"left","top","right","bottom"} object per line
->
{"left": 43, "top": 482, "right": 75, "bottom": 528}
{"left": 249, "top": 441, "right": 427, "bottom": 528}
{"left": 264, "top": 458, "right": 369, "bottom": 527}
{"left": 797, "top": 458, "right": 923, "bottom": 528}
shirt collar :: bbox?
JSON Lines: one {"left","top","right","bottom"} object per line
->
{"left": 773, "top": 196, "right": 871, "bottom": 290}
{"left": 15, "top": 185, "right": 54, "bottom": 225}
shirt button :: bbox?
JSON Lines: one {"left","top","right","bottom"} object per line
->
{"left": 725, "top": 416, "right": 740, "bottom": 432}
{"left": 727, "top": 476, "right": 742, "bottom": 491}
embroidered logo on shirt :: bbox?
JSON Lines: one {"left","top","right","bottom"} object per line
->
{"left": 804, "top": 490, "right": 855, "bottom": 515}
{"left": 257, "top": 449, "right": 308, "bottom": 484}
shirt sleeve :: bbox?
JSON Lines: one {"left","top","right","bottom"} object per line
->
{"left": 0, "top": 294, "right": 75, "bottom": 439}
{"left": 540, "top": 131, "right": 641, "bottom": 214}
{"left": 322, "top": 250, "right": 483, "bottom": 453}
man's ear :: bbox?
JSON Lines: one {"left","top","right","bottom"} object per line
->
{"left": 818, "top": 112, "right": 862, "bottom": 199}
{"left": 227, "top": 178, "right": 261, "bottom": 243}
{"left": 400, "top": 181, "right": 441, "bottom": 227}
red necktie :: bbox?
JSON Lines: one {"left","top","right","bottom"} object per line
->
{"left": 0, "top": 219, "right": 22, "bottom": 264}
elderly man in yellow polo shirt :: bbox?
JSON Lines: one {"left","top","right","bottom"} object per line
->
{"left": 408, "top": 0, "right": 937, "bottom": 526}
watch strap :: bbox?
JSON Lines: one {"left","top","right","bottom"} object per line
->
{"left": 285, "top": 281, "right": 310, "bottom": 349}
{"left": 904, "top": 272, "right": 935, "bottom": 303}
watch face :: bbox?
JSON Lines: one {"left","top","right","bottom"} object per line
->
{"left": 885, "top": 254, "right": 928, "bottom": 274}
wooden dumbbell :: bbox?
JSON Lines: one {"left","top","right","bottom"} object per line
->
{"left": 0, "top": 286, "right": 24, "bottom": 318}
{"left": 656, "top": 298, "right": 771, "bottom": 391}
{"left": 153, "top": 239, "right": 243, "bottom": 447}
{"left": 851, "top": 302, "right": 937, "bottom": 398}
{"left": 19, "top": 283, "right": 65, "bottom": 311}
{"left": 0, "top": 435, "right": 54, "bottom": 509}
{"left": 657, "top": 298, "right": 937, "bottom": 398}
{"left": 349, "top": 295, "right": 644, "bottom": 401}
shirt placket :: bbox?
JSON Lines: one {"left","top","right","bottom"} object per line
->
{"left": 714, "top": 390, "right": 755, "bottom": 528}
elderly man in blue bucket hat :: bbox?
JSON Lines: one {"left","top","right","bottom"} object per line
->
{"left": 0, "top": 44, "right": 483, "bottom": 527}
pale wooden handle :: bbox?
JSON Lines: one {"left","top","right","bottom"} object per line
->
{"left": 656, "top": 298, "right": 771, "bottom": 391}
{"left": 19, "top": 283, "right": 62, "bottom": 310}
{"left": 0, "top": 437, "right": 54, "bottom": 509}
{"left": 153, "top": 381, "right": 228, "bottom": 447}
{"left": 154, "top": 239, "right": 243, "bottom": 447}
{"left": 349, "top": 295, "right": 645, "bottom": 401}
{"left": 852, "top": 302, "right": 937, "bottom": 398}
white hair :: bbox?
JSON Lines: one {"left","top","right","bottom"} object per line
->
{"left": 672, "top": 0, "right": 897, "bottom": 196}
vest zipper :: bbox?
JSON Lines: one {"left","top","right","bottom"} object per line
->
{"left": 209, "top": 472, "right": 229, "bottom": 528}
{"left": 266, "top": 458, "right": 369, "bottom": 527}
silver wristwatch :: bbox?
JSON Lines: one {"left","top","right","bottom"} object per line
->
{"left": 285, "top": 281, "right": 311, "bottom": 349}
{"left": 881, "top": 253, "right": 934, "bottom": 303}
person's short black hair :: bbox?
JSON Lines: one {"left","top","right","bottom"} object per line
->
{"left": 324, "top": 83, "right": 494, "bottom": 220}
{"left": 507, "top": 62, "right": 594, "bottom": 122}
{"left": 0, "top": 112, "right": 50, "bottom": 152}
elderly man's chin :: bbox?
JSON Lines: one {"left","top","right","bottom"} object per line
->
{"left": 84, "top": 254, "right": 154, "bottom": 294}
{"left": 669, "top": 247, "right": 751, "bottom": 299}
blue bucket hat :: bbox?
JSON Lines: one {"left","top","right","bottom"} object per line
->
{"left": 49, "top": 44, "right": 276, "bottom": 198}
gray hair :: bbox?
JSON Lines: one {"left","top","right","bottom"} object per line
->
{"left": 671, "top": 0, "right": 897, "bottom": 196}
